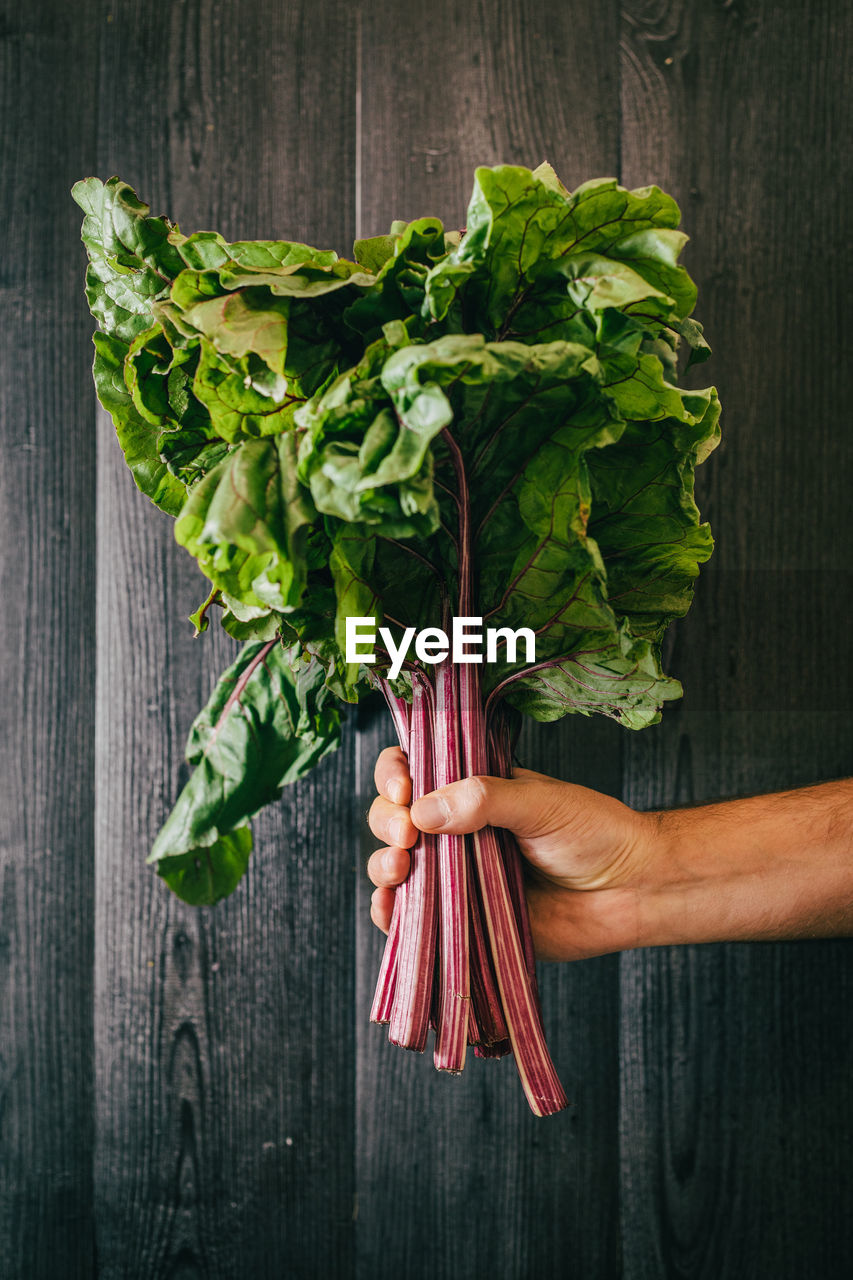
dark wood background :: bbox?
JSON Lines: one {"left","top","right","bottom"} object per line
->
{"left": 3, "top": 0, "right": 852, "bottom": 1275}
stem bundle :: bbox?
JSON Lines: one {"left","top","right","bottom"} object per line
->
{"left": 370, "top": 426, "right": 567, "bottom": 1117}
{"left": 372, "top": 659, "right": 567, "bottom": 1115}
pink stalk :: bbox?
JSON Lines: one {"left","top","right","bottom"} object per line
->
{"left": 379, "top": 680, "right": 411, "bottom": 755}
{"left": 487, "top": 721, "right": 538, "bottom": 988}
{"left": 432, "top": 657, "right": 469, "bottom": 1073}
{"left": 370, "top": 682, "right": 412, "bottom": 1025}
{"left": 475, "top": 1039, "right": 511, "bottom": 1060}
{"left": 429, "top": 952, "right": 440, "bottom": 1033}
{"left": 495, "top": 827, "right": 538, "bottom": 989}
{"left": 370, "top": 894, "right": 401, "bottom": 1024}
{"left": 388, "top": 678, "right": 438, "bottom": 1052}
{"left": 460, "top": 665, "right": 568, "bottom": 1116}
{"left": 467, "top": 993, "right": 483, "bottom": 1047}
{"left": 466, "top": 836, "right": 509, "bottom": 1045}
{"left": 470, "top": 823, "right": 567, "bottom": 1113}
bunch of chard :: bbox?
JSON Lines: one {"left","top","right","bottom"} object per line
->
{"left": 74, "top": 162, "right": 720, "bottom": 1114}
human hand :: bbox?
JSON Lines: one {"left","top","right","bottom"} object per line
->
{"left": 365, "top": 746, "right": 661, "bottom": 961}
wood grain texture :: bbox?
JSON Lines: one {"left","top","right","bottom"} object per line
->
{"left": 92, "top": 3, "right": 358, "bottom": 1276}
{"left": 5, "top": 0, "right": 852, "bottom": 1275}
{"left": 619, "top": 2, "right": 853, "bottom": 1275}
{"left": 0, "top": 2, "right": 99, "bottom": 1275}
{"left": 354, "top": 5, "right": 624, "bottom": 1276}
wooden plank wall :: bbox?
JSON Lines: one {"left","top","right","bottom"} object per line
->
{"left": 1, "top": 1, "right": 851, "bottom": 1277}
{"left": 92, "top": 4, "right": 358, "bottom": 1276}
{"left": 618, "top": 4, "right": 853, "bottom": 1276}
{"left": 0, "top": 2, "right": 99, "bottom": 1275}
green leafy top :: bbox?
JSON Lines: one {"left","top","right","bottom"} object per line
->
{"left": 74, "top": 163, "right": 720, "bottom": 902}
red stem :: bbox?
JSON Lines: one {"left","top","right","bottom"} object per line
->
{"left": 460, "top": 664, "right": 567, "bottom": 1116}
{"left": 388, "top": 678, "right": 439, "bottom": 1052}
{"left": 475, "top": 1038, "right": 512, "bottom": 1060}
{"left": 207, "top": 638, "right": 278, "bottom": 749}
{"left": 432, "top": 657, "right": 469, "bottom": 1073}
{"left": 488, "top": 719, "right": 538, "bottom": 987}
{"left": 440, "top": 428, "right": 471, "bottom": 615}
{"left": 466, "top": 836, "right": 510, "bottom": 1045}
{"left": 370, "top": 898, "right": 401, "bottom": 1025}
{"left": 379, "top": 680, "right": 411, "bottom": 754}
{"left": 369, "top": 682, "right": 411, "bottom": 1025}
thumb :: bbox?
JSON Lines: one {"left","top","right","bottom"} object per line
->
{"left": 410, "top": 768, "right": 571, "bottom": 839}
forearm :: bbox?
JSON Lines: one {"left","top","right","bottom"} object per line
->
{"left": 639, "top": 779, "right": 853, "bottom": 947}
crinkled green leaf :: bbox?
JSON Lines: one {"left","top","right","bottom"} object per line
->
{"left": 215, "top": 262, "right": 375, "bottom": 297}
{"left": 169, "top": 255, "right": 371, "bottom": 305}
{"left": 345, "top": 217, "right": 449, "bottom": 341}
{"left": 330, "top": 524, "right": 383, "bottom": 699}
{"left": 175, "top": 433, "right": 315, "bottom": 610}
{"left": 352, "top": 234, "right": 396, "bottom": 274}
{"left": 531, "top": 161, "right": 572, "bottom": 197}
{"left": 587, "top": 387, "right": 721, "bottom": 634}
{"left": 92, "top": 331, "right": 187, "bottom": 515}
{"left": 120, "top": 323, "right": 231, "bottom": 497}
{"left": 296, "top": 336, "right": 446, "bottom": 536}
{"left": 73, "top": 180, "right": 235, "bottom": 512}
{"left": 379, "top": 332, "right": 603, "bottom": 474}
{"left": 162, "top": 269, "right": 361, "bottom": 401}
{"left": 280, "top": 298, "right": 355, "bottom": 399}
{"left": 176, "top": 229, "right": 340, "bottom": 274}
{"left": 476, "top": 423, "right": 684, "bottom": 725}
{"left": 672, "top": 315, "right": 712, "bottom": 368}
{"left": 157, "top": 828, "right": 253, "bottom": 907}
{"left": 158, "top": 429, "right": 233, "bottom": 489}
{"left": 191, "top": 339, "right": 304, "bottom": 441}
{"left": 220, "top": 609, "right": 284, "bottom": 642}
{"left": 594, "top": 310, "right": 717, "bottom": 433}
{"left": 471, "top": 358, "right": 719, "bottom": 722}
{"left": 609, "top": 228, "right": 696, "bottom": 318}
{"left": 424, "top": 166, "right": 688, "bottom": 344}
{"left": 168, "top": 285, "right": 292, "bottom": 376}
{"left": 124, "top": 324, "right": 211, "bottom": 435}
{"left": 278, "top": 583, "right": 358, "bottom": 702}
{"left": 149, "top": 640, "right": 341, "bottom": 903}
{"left": 559, "top": 253, "right": 674, "bottom": 313}
{"left": 72, "top": 176, "right": 186, "bottom": 344}
{"left": 505, "top": 629, "right": 682, "bottom": 729}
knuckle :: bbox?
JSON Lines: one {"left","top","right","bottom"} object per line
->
{"left": 464, "top": 774, "right": 492, "bottom": 819}
{"left": 378, "top": 745, "right": 403, "bottom": 772}
{"left": 367, "top": 796, "right": 387, "bottom": 833}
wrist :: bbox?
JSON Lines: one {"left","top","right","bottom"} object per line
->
{"left": 632, "top": 782, "right": 853, "bottom": 948}
{"left": 633, "top": 804, "right": 784, "bottom": 947}
{"left": 631, "top": 807, "right": 726, "bottom": 947}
